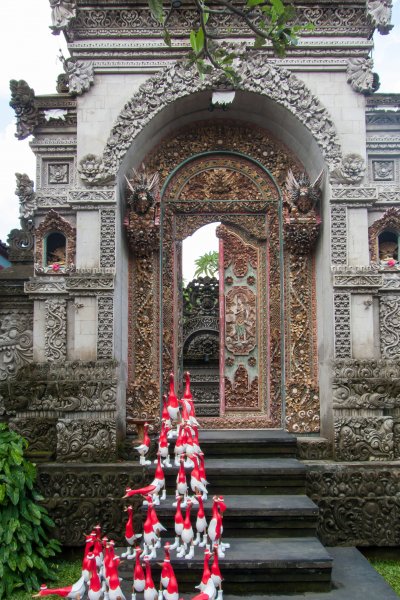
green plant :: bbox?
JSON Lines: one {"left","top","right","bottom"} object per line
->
{"left": 194, "top": 250, "right": 219, "bottom": 277}
{"left": 0, "top": 423, "right": 61, "bottom": 599}
{"left": 147, "top": 0, "right": 313, "bottom": 81}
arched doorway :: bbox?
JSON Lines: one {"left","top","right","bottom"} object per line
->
{"left": 125, "top": 120, "right": 321, "bottom": 432}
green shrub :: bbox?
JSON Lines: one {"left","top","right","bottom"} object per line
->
{"left": 0, "top": 423, "right": 61, "bottom": 599}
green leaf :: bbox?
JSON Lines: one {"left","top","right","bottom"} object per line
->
{"left": 190, "top": 29, "right": 198, "bottom": 53}
{"left": 196, "top": 27, "right": 205, "bottom": 53}
{"left": 246, "top": 0, "right": 265, "bottom": 6}
{"left": 147, "top": 0, "right": 164, "bottom": 24}
{"left": 254, "top": 35, "right": 266, "bottom": 48}
{"left": 163, "top": 27, "right": 172, "bottom": 47}
{"left": 270, "top": 0, "right": 285, "bottom": 15}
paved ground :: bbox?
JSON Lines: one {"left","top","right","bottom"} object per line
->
{"left": 217, "top": 547, "right": 399, "bottom": 599}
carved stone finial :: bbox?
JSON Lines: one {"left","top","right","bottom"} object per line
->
{"left": 9, "top": 80, "right": 39, "bottom": 140}
{"left": 15, "top": 173, "right": 36, "bottom": 219}
{"left": 367, "top": 0, "right": 393, "bottom": 35}
{"left": 60, "top": 53, "right": 94, "bottom": 96}
{"left": 7, "top": 220, "right": 34, "bottom": 264}
{"left": 330, "top": 154, "right": 366, "bottom": 185}
{"left": 284, "top": 170, "right": 323, "bottom": 254}
{"left": 49, "top": 0, "right": 76, "bottom": 34}
{"left": 78, "top": 154, "right": 113, "bottom": 185}
{"left": 346, "top": 58, "right": 380, "bottom": 95}
{"left": 285, "top": 170, "right": 323, "bottom": 216}
{"left": 125, "top": 166, "right": 160, "bottom": 216}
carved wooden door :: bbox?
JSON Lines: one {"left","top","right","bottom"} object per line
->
{"left": 218, "top": 225, "right": 263, "bottom": 415}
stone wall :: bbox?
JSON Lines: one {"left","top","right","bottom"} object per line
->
{"left": 36, "top": 463, "right": 145, "bottom": 545}
{"left": 0, "top": 360, "right": 118, "bottom": 462}
{"left": 306, "top": 462, "right": 400, "bottom": 547}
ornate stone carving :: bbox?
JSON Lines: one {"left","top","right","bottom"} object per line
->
{"left": 73, "top": 5, "right": 369, "bottom": 38}
{"left": 333, "top": 273, "right": 383, "bottom": 288}
{"left": 45, "top": 299, "right": 67, "bottom": 362}
{"left": 48, "top": 164, "right": 69, "bottom": 184}
{"left": 0, "top": 311, "right": 33, "bottom": 381}
{"left": 35, "top": 209, "right": 76, "bottom": 274}
{"left": 367, "top": 0, "right": 393, "bottom": 35}
{"left": 330, "top": 206, "right": 347, "bottom": 265}
{"left": 369, "top": 207, "right": 400, "bottom": 262}
{"left": 225, "top": 287, "right": 256, "bottom": 356}
{"left": 15, "top": 173, "right": 36, "bottom": 219}
{"left": 139, "top": 123, "right": 319, "bottom": 431}
{"left": 184, "top": 277, "right": 219, "bottom": 319}
{"left": 333, "top": 378, "right": 400, "bottom": 410}
{"left": 97, "top": 296, "right": 113, "bottom": 360}
{"left": 285, "top": 170, "right": 323, "bottom": 215}
{"left": 334, "top": 293, "right": 351, "bottom": 358}
{"left": 306, "top": 465, "right": 400, "bottom": 546}
{"left": 297, "top": 437, "right": 330, "bottom": 460}
{"left": 85, "top": 56, "right": 341, "bottom": 185}
{"left": 225, "top": 365, "right": 259, "bottom": 410}
{"left": 372, "top": 160, "right": 394, "bottom": 181}
{"left": 49, "top": 0, "right": 76, "bottom": 34}
{"left": 9, "top": 79, "right": 39, "bottom": 140}
{"left": 2, "top": 379, "right": 117, "bottom": 414}
{"left": 126, "top": 253, "right": 160, "bottom": 427}
{"left": 218, "top": 226, "right": 258, "bottom": 278}
{"left": 100, "top": 209, "right": 116, "bottom": 268}
{"left": 331, "top": 187, "right": 377, "bottom": 202}
{"left": 334, "top": 358, "right": 400, "bottom": 379}
{"left": 330, "top": 154, "right": 366, "bottom": 184}
{"left": 9, "top": 418, "right": 57, "bottom": 459}
{"left": 380, "top": 295, "right": 400, "bottom": 358}
{"left": 37, "top": 465, "right": 145, "bottom": 545}
{"left": 184, "top": 334, "right": 219, "bottom": 363}
{"left": 56, "top": 419, "right": 117, "bottom": 462}
{"left": 346, "top": 58, "right": 380, "bottom": 95}
{"left": 78, "top": 154, "right": 111, "bottom": 185}
{"left": 334, "top": 417, "right": 394, "bottom": 461}
{"left": 7, "top": 220, "right": 34, "bottom": 263}
{"left": 62, "top": 58, "right": 94, "bottom": 96}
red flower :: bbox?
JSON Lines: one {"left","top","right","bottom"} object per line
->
{"left": 51, "top": 263, "right": 61, "bottom": 272}
{"left": 387, "top": 259, "right": 396, "bottom": 267}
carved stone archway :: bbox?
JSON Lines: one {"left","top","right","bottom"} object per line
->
{"left": 125, "top": 121, "right": 321, "bottom": 433}
{"left": 78, "top": 54, "right": 342, "bottom": 186}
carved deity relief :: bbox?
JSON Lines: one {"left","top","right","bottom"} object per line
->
{"left": 225, "top": 287, "right": 256, "bottom": 356}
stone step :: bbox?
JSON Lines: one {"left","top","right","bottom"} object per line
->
{"left": 198, "top": 429, "right": 298, "bottom": 458}
{"left": 118, "top": 537, "right": 333, "bottom": 594}
{"left": 144, "top": 494, "right": 319, "bottom": 537}
{"left": 157, "top": 457, "right": 307, "bottom": 495}
{"left": 124, "top": 429, "right": 298, "bottom": 461}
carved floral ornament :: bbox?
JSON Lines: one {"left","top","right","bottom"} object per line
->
{"left": 330, "top": 154, "right": 366, "bottom": 185}
{"left": 346, "top": 58, "right": 380, "bottom": 95}
{"left": 78, "top": 53, "right": 342, "bottom": 185}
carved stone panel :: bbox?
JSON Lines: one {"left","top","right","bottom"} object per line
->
{"left": 100, "top": 209, "right": 116, "bottom": 268}
{"left": 334, "top": 293, "right": 351, "bottom": 358}
{"left": 9, "top": 418, "right": 57, "bottom": 459}
{"left": 45, "top": 299, "right": 67, "bottom": 362}
{"left": 334, "top": 417, "right": 394, "bottom": 461}
{"left": 380, "top": 295, "right": 400, "bottom": 358}
{"left": 56, "top": 419, "right": 117, "bottom": 462}
{"left": 225, "top": 287, "right": 256, "bottom": 356}
{"left": 307, "top": 464, "right": 400, "bottom": 547}
{"left": 97, "top": 296, "right": 113, "bottom": 360}
{"left": 0, "top": 310, "right": 33, "bottom": 381}
{"left": 330, "top": 206, "right": 347, "bottom": 266}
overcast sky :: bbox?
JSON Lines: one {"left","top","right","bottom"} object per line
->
{"left": 0, "top": 0, "right": 399, "bottom": 248}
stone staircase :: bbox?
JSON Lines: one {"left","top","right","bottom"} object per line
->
{"left": 120, "top": 429, "right": 333, "bottom": 596}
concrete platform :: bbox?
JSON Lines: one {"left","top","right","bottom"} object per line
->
{"left": 215, "top": 547, "right": 399, "bottom": 599}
